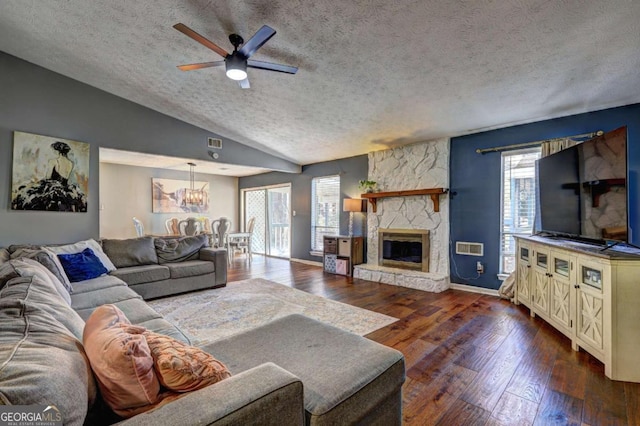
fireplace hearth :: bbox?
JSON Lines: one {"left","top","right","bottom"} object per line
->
{"left": 378, "top": 229, "right": 429, "bottom": 272}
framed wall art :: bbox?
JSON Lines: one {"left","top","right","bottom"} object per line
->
{"left": 11, "top": 131, "right": 90, "bottom": 212}
{"left": 152, "top": 178, "right": 209, "bottom": 213}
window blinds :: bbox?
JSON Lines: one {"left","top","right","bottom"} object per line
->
{"left": 311, "top": 175, "right": 340, "bottom": 251}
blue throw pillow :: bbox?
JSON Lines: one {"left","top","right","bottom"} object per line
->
{"left": 57, "top": 248, "right": 109, "bottom": 282}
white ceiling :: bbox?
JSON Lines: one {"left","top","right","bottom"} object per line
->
{"left": 1, "top": 1, "right": 639, "bottom": 167}
{"left": 99, "top": 148, "right": 271, "bottom": 177}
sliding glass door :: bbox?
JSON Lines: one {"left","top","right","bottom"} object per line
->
{"left": 243, "top": 184, "right": 291, "bottom": 258}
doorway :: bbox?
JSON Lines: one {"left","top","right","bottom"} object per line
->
{"left": 242, "top": 184, "right": 291, "bottom": 258}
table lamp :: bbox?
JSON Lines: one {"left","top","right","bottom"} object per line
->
{"left": 343, "top": 198, "right": 363, "bottom": 237}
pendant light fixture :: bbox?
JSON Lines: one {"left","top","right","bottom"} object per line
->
{"left": 184, "top": 162, "right": 204, "bottom": 206}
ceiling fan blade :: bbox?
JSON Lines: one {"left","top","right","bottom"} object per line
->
{"left": 247, "top": 60, "right": 298, "bottom": 74}
{"left": 238, "top": 78, "right": 251, "bottom": 89}
{"left": 177, "top": 61, "right": 225, "bottom": 71}
{"left": 173, "top": 23, "right": 229, "bottom": 58}
{"left": 238, "top": 25, "right": 276, "bottom": 58}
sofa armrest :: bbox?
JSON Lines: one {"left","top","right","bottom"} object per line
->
{"left": 119, "top": 363, "right": 304, "bottom": 426}
{"left": 199, "top": 248, "right": 227, "bottom": 286}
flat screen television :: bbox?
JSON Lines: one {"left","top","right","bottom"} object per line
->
{"left": 535, "top": 126, "right": 628, "bottom": 244}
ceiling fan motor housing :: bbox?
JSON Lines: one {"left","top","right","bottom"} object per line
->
{"left": 225, "top": 54, "right": 247, "bottom": 80}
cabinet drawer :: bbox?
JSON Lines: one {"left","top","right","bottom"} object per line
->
{"left": 324, "top": 238, "right": 337, "bottom": 254}
{"left": 335, "top": 258, "right": 349, "bottom": 275}
{"left": 338, "top": 239, "right": 351, "bottom": 256}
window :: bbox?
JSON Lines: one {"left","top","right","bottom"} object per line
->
{"left": 500, "top": 148, "right": 541, "bottom": 274}
{"left": 311, "top": 175, "right": 340, "bottom": 251}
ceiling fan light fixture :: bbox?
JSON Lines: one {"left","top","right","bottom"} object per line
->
{"left": 225, "top": 56, "right": 247, "bottom": 81}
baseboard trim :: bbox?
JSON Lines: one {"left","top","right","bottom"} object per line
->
{"left": 450, "top": 283, "right": 500, "bottom": 297}
{"left": 290, "top": 258, "right": 323, "bottom": 267}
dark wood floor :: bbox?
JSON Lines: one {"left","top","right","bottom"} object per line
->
{"left": 227, "top": 255, "right": 640, "bottom": 426}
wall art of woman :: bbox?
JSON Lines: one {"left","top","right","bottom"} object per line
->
{"left": 11, "top": 132, "right": 89, "bottom": 212}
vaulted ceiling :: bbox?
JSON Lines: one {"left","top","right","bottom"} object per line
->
{"left": 1, "top": 1, "right": 639, "bottom": 167}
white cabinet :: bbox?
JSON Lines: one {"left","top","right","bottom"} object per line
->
{"left": 515, "top": 243, "right": 532, "bottom": 306}
{"left": 515, "top": 236, "right": 640, "bottom": 383}
{"left": 548, "top": 251, "right": 575, "bottom": 336}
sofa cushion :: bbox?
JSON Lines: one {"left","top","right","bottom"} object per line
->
{"left": 144, "top": 330, "right": 231, "bottom": 392}
{"left": 10, "top": 247, "right": 73, "bottom": 293}
{"left": 165, "top": 260, "right": 215, "bottom": 279}
{"left": 102, "top": 236, "right": 158, "bottom": 268}
{"left": 0, "top": 278, "right": 97, "bottom": 426}
{"left": 2, "top": 258, "right": 72, "bottom": 307}
{"left": 110, "top": 264, "right": 171, "bottom": 285}
{"left": 47, "top": 238, "right": 117, "bottom": 272}
{"left": 203, "top": 314, "right": 405, "bottom": 420}
{"left": 155, "top": 234, "right": 209, "bottom": 264}
{"left": 0, "top": 247, "right": 9, "bottom": 265}
{"left": 83, "top": 304, "right": 161, "bottom": 417}
{"left": 70, "top": 274, "right": 127, "bottom": 295}
{"left": 71, "top": 285, "right": 142, "bottom": 314}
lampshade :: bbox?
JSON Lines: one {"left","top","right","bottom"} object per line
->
{"left": 343, "top": 198, "right": 363, "bottom": 212}
{"left": 226, "top": 56, "right": 248, "bottom": 81}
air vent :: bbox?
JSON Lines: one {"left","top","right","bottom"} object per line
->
{"left": 456, "top": 241, "right": 484, "bottom": 256}
{"left": 208, "top": 137, "right": 222, "bottom": 149}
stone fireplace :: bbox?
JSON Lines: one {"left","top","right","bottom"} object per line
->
{"left": 353, "top": 137, "right": 450, "bottom": 293}
{"left": 378, "top": 229, "right": 429, "bottom": 272}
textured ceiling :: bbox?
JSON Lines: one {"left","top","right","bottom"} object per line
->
{"left": 1, "top": 1, "right": 639, "bottom": 167}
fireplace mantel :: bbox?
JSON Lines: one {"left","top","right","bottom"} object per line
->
{"left": 361, "top": 188, "right": 448, "bottom": 212}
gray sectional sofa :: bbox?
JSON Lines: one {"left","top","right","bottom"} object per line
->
{"left": 0, "top": 237, "right": 405, "bottom": 425}
{"left": 101, "top": 235, "right": 227, "bottom": 299}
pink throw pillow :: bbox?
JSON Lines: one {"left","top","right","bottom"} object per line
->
{"left": 83, "top": 305, "right": 160, "bottom": 417}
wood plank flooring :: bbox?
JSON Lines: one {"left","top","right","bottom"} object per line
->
{"left": 227, "top": 255, "right": 640, "bottom": 425}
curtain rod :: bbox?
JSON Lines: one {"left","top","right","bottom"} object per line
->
{"left": 475, "top": 130, "right": 604, "bottom": 154}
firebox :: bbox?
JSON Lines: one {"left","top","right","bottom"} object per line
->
{"left": 378, "top": 228, "right": 429, "bottom": 272}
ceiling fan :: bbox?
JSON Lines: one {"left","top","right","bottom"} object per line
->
{"left": 173, "top": 23, "right": 298, "bottom": 89}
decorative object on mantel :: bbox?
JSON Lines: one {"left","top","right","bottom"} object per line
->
{"left": 358, "top": 180, "right": 377, "bottom": 193}
{"left": 361, "top": 188, "right": 448, "bottom": 212}
{"left": 11, "top": 131, "right": 89, "bottom": 212}
{"left": 343, "top": 198, "right": 363, "bottom": 237}
{"left": 152, "top": 177, "right": 209, "bottom": 213}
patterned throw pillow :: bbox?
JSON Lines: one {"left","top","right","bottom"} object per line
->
{"left": 144, "top": 330, "right": 231, "bottom": 392}
{"left": 57, "top": 248, "right": 108, "bottom": 282}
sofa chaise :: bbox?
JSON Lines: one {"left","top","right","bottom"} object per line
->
{"left": 0, "top": 238, "right": 405, "bottom": 425}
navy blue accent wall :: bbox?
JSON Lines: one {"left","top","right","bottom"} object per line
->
{"left": 238, "top": 155, "right": 368, "bottom": 262}
{"left": 450, "top": 103, "right": 640, "bottom": 290}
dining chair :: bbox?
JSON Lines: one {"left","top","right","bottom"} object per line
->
{"left": 228, "top": 217, "right": 255, "bottom": 264}
{"left": 132, "top": 217, "right": 144, "bottom": 237}
{"left": 211, "top": 217, "right": 231, "bottom": 249}
{"left": 165, "top": 217, "right": 180, "bottom": 235}
{"left": 178, "top": 217, "right": 202, "bottom": 236}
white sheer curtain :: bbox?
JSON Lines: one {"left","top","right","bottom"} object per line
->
{"left": 540, "top": 138, "right": 578, "bottom": 157}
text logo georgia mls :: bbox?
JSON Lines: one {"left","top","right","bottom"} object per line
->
{"left": 0, "top": 405, "right": 63, "bottom": 426}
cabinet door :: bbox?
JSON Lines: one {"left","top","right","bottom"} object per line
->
{"left": 532, "top": 247, "right": 550, "bottom": 314}
{"left": 576, "top": 286, "right": 604, "bottom": 351}
{"left": 575, "top": 261, "right": 607, "bottom": 353}
{"left": 516, "top": 244, "right": 531, "bottom": 304}
{"left": 549, "top": 251, "right": 574, "bottom": 332}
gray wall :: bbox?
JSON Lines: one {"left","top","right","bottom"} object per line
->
{"left": 100, "top": 163, "right": 238, "bottom": 238}
{"left": 239, "top": 155, "right": 368, "bottom": 261}
{"left": 0, "top": 51, "right": 298, "bottom": 246}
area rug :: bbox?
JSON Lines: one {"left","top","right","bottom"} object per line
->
{"left": 147, "top": 278, "right": 398, "bottom": 345}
